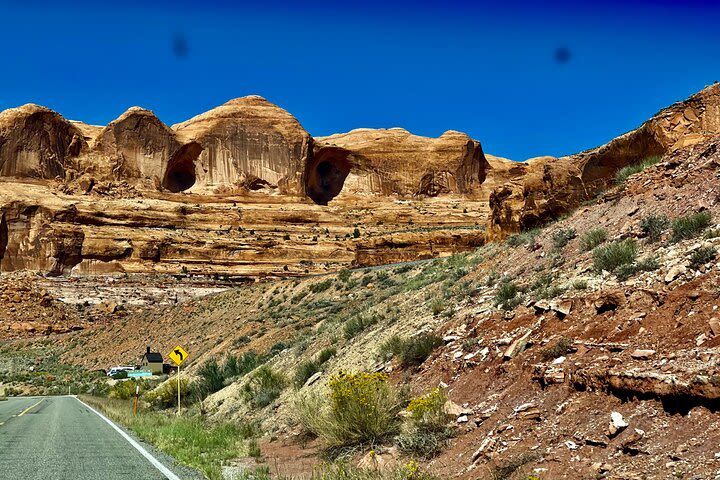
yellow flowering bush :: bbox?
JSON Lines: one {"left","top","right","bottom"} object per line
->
{"left": 406, "top": 387, "right": 447, "bottom": 431}
{"left": 294, "top": 371, "right": 403, "bottom": 447}
{"left": 396, "top": 387, "right": 454, "bottom": 459}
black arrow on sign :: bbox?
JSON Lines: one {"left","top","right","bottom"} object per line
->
{"left": 174, "top": 349, "right": 184, "bottom": 361}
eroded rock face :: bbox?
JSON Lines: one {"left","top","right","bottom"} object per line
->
{"left": 488, "top": 83, "right": 720, "bottom": 238}
{"left": 0, "top": 104, "right": 86, "bottom": 179}
{"left": 92, "top": 107, "right": 202, "bottom": 192}
{"left": 172, "top": 96, "right": 312, "bottom": 194}
{"left": 310, "top": 129, "right": 488, "bottom": 204}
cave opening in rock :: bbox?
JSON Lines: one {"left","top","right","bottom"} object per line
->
{"left": 306, "top": 148, "right": 352, "bottom": 205}
{"left": 163, "top": 142, "right": 202, "bottom": 193}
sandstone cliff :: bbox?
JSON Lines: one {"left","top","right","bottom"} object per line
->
{"left": 0, "top": 104, "right": 86, "bottom": 179}
{"left": 488, "top": 83, "right": 720, "bottom": 238}
{"left": 310, "top": 128, "right": 488, "bottom": 204}
{"left": 172, "top": 96, "right": 312, "bottom": 195}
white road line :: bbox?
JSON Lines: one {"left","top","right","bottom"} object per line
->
{"left": 75, "top": 397, "right": 181, "bottom": 480}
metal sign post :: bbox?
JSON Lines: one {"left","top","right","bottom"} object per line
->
{"left": 167, "top": 345, "right": 189, "bottom": 416}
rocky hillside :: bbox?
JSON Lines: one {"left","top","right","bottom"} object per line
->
{"left": 41, "top": 130, "right": 720, "bottom": 478}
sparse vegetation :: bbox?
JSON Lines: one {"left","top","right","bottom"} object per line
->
{"left": 640, "top": 214, "right": 670, "bottom": 243}
{"left": 494, "top": 280, "right": 522, "bottom": 310}
{"left": 572, "top": 279, "right": 588, "bottom": 290}
{"left": 295, "top": 372, "right": 403, "bottom": 447}
{"left": 616, "top": 155, "right": 661, "bottom": 185}
{"left": 310, "top": 279, "right": 333, "bottom": 294}
{"left": 671, "top": 211, "right": 713, "bottom": 243}
{"left": 344, "top": 314, "right": 380, "bottom": 340}
{"left": 240, "top": 366, "right": 287, "bottom": 409}
{"left": 592, "top": 239, "right": 637, "bottom": 274}
{"left": 506, "top": 228, "right": 539, "bottom": 247}
{"left": 294, "top": 348, "right": 337, "bottom": 388}
{"left": 430, "top": 299, "right": 445, "bottom": 315}
{"left": 551, "top": 228, "right": 576, "bottom": 250}
{"left": 378, "top": 334, "right": 443, "bottom": 368}
{"left": 613, "top": 255, "right": 660, "bottom": 281}
{"left": 579, "top": 228, "right": 607, "bottom": 252}
{"left": 396, "top": 387, "right": 454, "bottom": 458}
{"left": 689, "top": 246, "right": 717, "bottom": 270}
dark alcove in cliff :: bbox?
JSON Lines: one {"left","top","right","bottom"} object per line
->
{"left": 163, "top": 143, "right": 202, "bottom": 193}
{"left": 306, "top": 147, "right": 352, "bottom": 205}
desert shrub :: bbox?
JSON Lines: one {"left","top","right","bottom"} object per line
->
{"left": 430, "top": 299, "right": 445, "bottom": 315}
{"left": 579, "top": 228, "right": 607, "bottom": 252}
{"left": 377, "top": 334, "right": 443, "bottom": 368}
{"left": 613, "top": 256, "right": 660, "bottom": 281}
{"left": 530, "top": 273, "right": 565, "bottom": 300}
{"left": 338, "top": 269, "right": 352, "bottom": 283}
{"left": 506, "top": 228, "right": 539, "bottom": 248}
{"left": 197, "top": 358, "right": 225, "bottom": 394}
{"left": 241, "top": 366, "right": 287, "bottom": 409}
{"left": 294, "top": 348, "right": 337, "bottom": 388}
{"left": 671, "top": 211, "right": 713, "bottom": 243}
{"left": 310, "top": 279, "right": 333, "bottom": 294}
{"left": 145, "top": 378, "right": 191, "bottom": 409}
{"left": 494, "top": 280, "right": 522, "bottom": 310}
{"left": 317, "top": 348, "right": 337, "bottom": 364}
{"left": 540, "top": 337, "right": 574, "bottom": 361}
{"left": 485, "top": 270, "right": 500, "bottom": 287}
{"left": 640, "top": 214, "right": 669, "bottom": 243}
{"left": 109, "top": 380, "right": 147, "bottom": 400}
{"left": 616, "top": 155, "right": 661, "bottom": 185}
{"left": 353, "top": 227, "right": 361, "bottom": 238}
{"left": 551, "top": 228, "right": 576, "bottom": 250}
{"left": 704, "top": 228, "right": 720, "bottom": 240}
{"left": 396, "top": 387, "right": 454, "bottom": 459}
{"left": 344, "top": 314, "right": 379, "bottom": 340}
{"left": 592, "top": 239, "right": 637, "bottom": 273}
{"left": 294, "top": 372, "right": 403, "bottom": 447}
{"left": 689, "top": 246, "right": 717, "bottom": 270}
{"left": 572, "top": 279, "right": 588, "bottom": 290}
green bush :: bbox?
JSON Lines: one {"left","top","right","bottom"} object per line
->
{"left": 109, "top": 379, "right": 149, "bottom": 400}
{"left": 494, "top": 280, "right": 522, "bottom": 310}
{"left": 294, "top": 348, "right": 337, "bottom": 388}
{"left": 310, "top": 279, "right": 333, "bottom": 294}
{"left": 430, "top": 299, "right": 445, "bottom": 315}
{"left": 396, "top": 387, "right": 454, "bottom": 458}
{"left": 145, "top": 378, "right": 191, "bottom": 409}
{"left": 197, "top": 358, "right": 225, "bottom": 394}
{"left": 344, "top": 314, "right": 379, "bottom": 340}
{"left": 240, "top": 366, "right": 287, "bottom": 409}
{"left": 616, "top": 155, "right": 661, "bottom": 185}
{"left": 506, "top": 228, "right": 539, "bottom": 247}
{"left": 579, "top": 228, "right": 607, "bottom": 252}
{"left": 572, "top": 279, "right": 588, "bottom": 290}
{"left": 592, "top": 239, "right": 637, "bottom": 273}
{"left": 689, "top": 246, "right": 717, "bottom": 270}
{"left": 377, "top": 334, "right": 443, "bottom": 368}
{"left": 640, "top": 214, "right": 669, "bottom": 243}
{"left": 551, "top": 228, "right": 576, "bottom": 250}
{"left": 704, "top": 228, "right": 720, "bottom": 240}
{"left": 338, "top": 269, "right": 352, "bottom": 283}
{"left": 613, "top": 256, "right": 660, "bottom": 281}
{"left": 671, "top": 211, "right": 713, "bottom": 243}
{"left": 294, "top": 372, "right": 403, "bottom": 447}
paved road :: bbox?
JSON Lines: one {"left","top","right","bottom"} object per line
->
{"left": 0, "top": 396, "right": 183, "bottom": 479}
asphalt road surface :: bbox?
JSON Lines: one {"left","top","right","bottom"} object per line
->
{"left": 0, "top": 396, "right": 188, "bottom": 480}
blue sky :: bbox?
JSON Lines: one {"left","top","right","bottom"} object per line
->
{"left": 1, "top": 0, "right": 718, "bottom": 160}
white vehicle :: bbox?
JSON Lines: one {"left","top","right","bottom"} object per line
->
{"left": 106, "top": 366, "right": 136, "bottom": 377}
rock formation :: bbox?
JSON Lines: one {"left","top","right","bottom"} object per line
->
{"left": 487, "top": 83, "right": 720, "bottom": 238}
{"left": 0, "top": 104, "right": 86, "bottom": 179}
{"left": 310, "top": 129, "right": 488, "bottom": 204}
{"left": 172, "top": 96, "right": 312, "bottom": 195}
{"left": 1, "top": 84, "right": 719, "bottom": 277}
